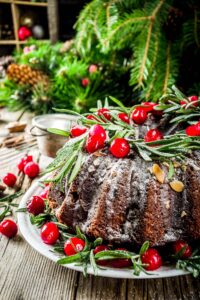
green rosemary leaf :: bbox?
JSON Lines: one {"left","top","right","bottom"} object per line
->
{"left": 9, "top": 203, "right": 19, "bottom": 208}
{"left": 95, "top": 250, "right": 136, "bottom": 260}
{"left": 76, "top": 226, "right": 86, "bottom": 241}
{"left": 57, "top": 251, "right": 90, "bottom": 264}
{"left": 52, "top": 246, "right": 65, "bottom": 254}
{"left": 49, "top": 151, "right": 78, "bottom": 182}
{"left": 164, "top": 105, "right": 180, "bottom": 113}
{"left": 170, "top": 113, "right": 200, "bottom": 123}
{"left": 172, "top": 85, "right": 187, "bottom": 100}
{"left": 109, "top": 96, "right": 129, "bottom": 113}
{"left": 139, "top": 241, "right": 149, "bottom": 255}
{"left": 0, "top": 191, "right": 23, "bottom": 203}
{"left": 104, "top": 97, "right": 109, "bottom": 108}
{"left": 68, "top": 151, "right": 85, "bottom": 184}
{"left": 97, "top": 100, "right": 102, "bottom": 109}
{"left": 136, "top": 145, "right": 152, "bottom": 161}
{"left": 168, "top": 161, "right": 175, "bottom": 180}
{"left": 90, "top": 250, "right": 98, "bottom": 276}
{"left": 47, "top": 128, "right": 70, "bottom": 137}
{"left": 16, "top": 207, "right": 27, "bottom": 212}
{"left": 93, "top": 237, "right": 103, "bottom": 248}
{"left": 53, "top": 108, "right": 82, "bottom": 118}
{"left": 53, "top": 222, "right": 69, "bottom": 231}
{"left": 102, "top": 124, "right": 124, "bottom": 131}
{"left": 0, "top": 206, "right": 11, "bottom": 222}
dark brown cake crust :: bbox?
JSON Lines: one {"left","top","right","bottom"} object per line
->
{"left": 47, "top": 151, "right": 200, "bottom": 246}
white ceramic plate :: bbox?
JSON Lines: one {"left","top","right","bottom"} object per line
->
{"left": 18, "top": 177, "right": 189, "bottom": 279}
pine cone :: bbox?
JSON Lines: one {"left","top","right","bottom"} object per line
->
{"left": 6, "top": 63, "right": 49, "bottom": 88}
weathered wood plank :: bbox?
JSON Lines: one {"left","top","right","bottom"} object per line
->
{"left": 1, "top": 109, "right": 200, "bottom": 300}
{"left": 76, "top": 274, "right": 127, "bottom": 300}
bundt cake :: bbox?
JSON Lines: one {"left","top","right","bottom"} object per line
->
{"left": 46, "top": 92, "right": 200, "bottom": 247}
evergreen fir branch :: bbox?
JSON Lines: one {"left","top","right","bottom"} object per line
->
{"left": 163, "top": 43, "right": 171, "bottom": 94}
{"left": 194, "top": 10, "right": 200, "bottom": 48}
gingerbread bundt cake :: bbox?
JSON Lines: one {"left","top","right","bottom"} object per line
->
{"left": 46, "top": 94, "right": 200, "bottom": 247}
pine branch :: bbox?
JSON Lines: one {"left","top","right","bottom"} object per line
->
{"left": 163, "top": 43, "right": 171, "bottom": 94}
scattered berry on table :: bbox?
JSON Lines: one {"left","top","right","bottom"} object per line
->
{"left": 24, "top": 162, "right": 40, "bottom": 178}
{"left": 3, "top": 173, "right": 17, "bottom": 187}
{"left": 64, "top": 237, "right": 85, "bottom": 256}
{"left": 17, "top": 155, "right": 33, "bottom": 172}
{"left": 40, "top": 222, "right": 59, "bottom": 245}
{"left": 0, "top": 219, "right": 18, "bottom": 238}
{"left": 27, "top": 196, "right": 45, "bottom": 216}
{"left": 109, "top": 138, "right": 130, "bottom": 158}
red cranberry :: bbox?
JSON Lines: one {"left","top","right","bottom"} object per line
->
{"left": 109, "top": 138, "right": 130, "bottom": 158}
{"left": 181, "top": 95, "right": 199, "bottom": 107}
{"left": 96, "top": 247, "right": 132, "bottom": 268}
{"left": 118, "top": 113, "right": 130, "bottom": 124}
{"left": 144, "top": 129, "right": 164, "bottom": 143}
{"left": 89, "top": 124, "right": 106, "bottom": 141}
{"left": 131, "top": 108, "right": 147, "bottom": 124}
{"left": 89, "top": 64, "right": 98, "bottom": 73}
{"left": 86, "top": 115, "right": 98, "bottom": 121}
{"left": 107, "top": 259, "right": 132, "bottom": 268}
{"left": 27, "top": 196, "right": 45, "bottom": 216}
{"left": 142, "top": 102, "right": 156, "bottom": 112}
{"left": 70, "top": 125, "right": 87, "bottom": 137}
{"left": 93, "top": 245, "right": 109, "bottom": 255}
{"left": 40, "top": 222, "right": 59, "bottom": 245}
{"left": 64, "top": 237, "right": 85, "bottom": 256}
{"left": 188, "top": 95, "right": 199, "bottom": 107}
{"left": 85, "top": 135, "right": 105, "bottom": 153}
{"left": 0, "top": 219, "right": 18, "bottom": 238}
{"left": 24, "top": 162, "right": 40, "bottom": 178}
{"left": 17, "top": 155, "right": 33, "bottom": 172}
{"left": 81, "top": 78, "right": 90, "bottom": 87}
{"left": 40, "top": 185, "right": 50, "bottom": 199}
{"left": 3, "top": 173, "right": 17, "bottom": 187}
{"left": 97, "top": 108, "right": 111, "bottom": 121}
{"left": 141, "top": 248, "right": 162, "bottom": 271}
{"left": 173, "top": 240, "right": 192, "bottom": 259}
{"left": 185, "top": 122, "right": 200, "bottom": 136}
{"left": 152, "top": 105, "right": 163, "bottom": 117}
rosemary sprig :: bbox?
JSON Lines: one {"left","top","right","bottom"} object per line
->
{"left": 0, "top": 191, "right": 24, "bottom": 222}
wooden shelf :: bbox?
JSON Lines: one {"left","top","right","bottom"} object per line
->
{"left": 14, "top": 1, "right": 48, "bottom": 7}
{"left": 0, "top": 0, "right": 58, "bottom": 53}
{"left": 0, "top": 39, "right": 49, "bottom": 44}
{"left": 0, "top": 40, "right": 17, "bottom": 44}
{"left": 0, "top": 0, "right": 47, "bottom": 5}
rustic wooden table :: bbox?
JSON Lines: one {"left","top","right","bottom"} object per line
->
{"left": 0, "top": 109, "right": 200, "bottom": 300}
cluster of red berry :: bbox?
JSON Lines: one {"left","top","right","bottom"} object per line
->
{"left": 0, "top": 184, "right": 49, "bottom": 239}
{"left": 0, "top": 155, "right": 40, "bottom": 239}
{"left": 2, "top": 155, "right": 40, "bottom": 189}
{"left": 70, "top": 104, "right": 164, "bottom": 158}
